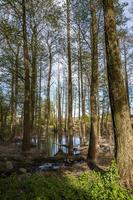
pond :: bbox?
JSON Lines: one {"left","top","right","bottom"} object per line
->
{"left": 32, "top": 133, "right": 81, "bottom": 157}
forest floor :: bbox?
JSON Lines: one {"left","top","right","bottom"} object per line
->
{"left": 0, "top": 142, "right": 113, "bottom": 177}
{"left": 1, "top": 144, "right": 133, "bottom": 200}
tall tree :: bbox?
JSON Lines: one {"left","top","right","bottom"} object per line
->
{"left": 22, "top": 0, "right": 31, "bottom": 151}
{"left": 30, "top": 24, "right": 38, "bottom": 135}
{"left": 78, "top": 23, "right": 86, "bottom": 145}
{"left": 46, "top": 44, "right": 52, "bottom": 133}
{"left": 57, "top": 64, "right": 62, "bottom": 148}
{"left": 66, "top": 0, "right": 73, "bottom": 155}
{"left": 103, "top": 0, "right": 133, "bottom": 186}
{"left": 88, "top": 0, "right": 99, "bottom": 164}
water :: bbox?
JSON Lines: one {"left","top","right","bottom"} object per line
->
{"left": 39, "top": 134, "right": 81, "bottom": 157}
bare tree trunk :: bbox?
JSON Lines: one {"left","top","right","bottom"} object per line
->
{"left": 57, "top": 65, "right": 62, "bottom": 148}
{"left": 62, "top": 75, "right": 65, "bottom": 122}
{"left": 88, "top": 0, "right": 99, "bottom": 163}
{"left": 31, "top": 26, "right": 37, "bottom": 136}
{"left": 77, "top": 59, "right": 82, "bottom": 139}
{"left": 46, "top": 46, "right": 52, "bottom": 134}
{"left": 14, "top": 47, "right": 19, "bottom": 136}
{"left": 73, "top": 87, "right": 77, "bottom": 121}
{"left": 22, "top": 0, "right": 31, "bottom": 151}
{"left": 66, "top": 0, "right": 73, "bottom": 155}
{"left": 10, "top": 63, "right": 15, "bottom": 139}
{"left": 64, "top": 82, "right": 68, "bottom": 134}
{"left": 38, "top": 66, "right": 42, "bottom": 149}
{"left": 78, "top": 60, "right": 81, "bottom": 121}
{"left": 78, "top": 24, "right": 86, "bottom": 145}
{"left": 9, "top": 47, "right": 19, "bottom": 142}
{"left": 103, "top": 0, "right": 133, "bottom": 187}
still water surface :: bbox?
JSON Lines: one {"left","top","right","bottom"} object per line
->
{"left": 38, "top": 134, "right": 81, "bottom": 157}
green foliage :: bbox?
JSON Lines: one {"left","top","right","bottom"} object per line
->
{"left": 81, "top": 114, "right": 90, "bottom": 123}
{"left": 0, "top": 163, "right": 133, "bottom": 200}
{"left": 82, "top": 161, "right": 132, "bottom": 200}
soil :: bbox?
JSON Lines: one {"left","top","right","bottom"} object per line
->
{"left": 0, "top": 143, "right": 114, "bottom": 177}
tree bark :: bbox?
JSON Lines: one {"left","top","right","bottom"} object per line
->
{"left": 46, "top": 45, "right": 52, "bottom": 134}
{"left": 66, "top": 0, "right": 73, "bottom": 155}
{"left": 22, "top": 0, "right": 31, "bottom": 151}
{"left": 38, "top": 65, "right": 42, "bottom": 149}
{"left": 103, "top": 0, "right": 133, "bottom": 187}
{"left": 78, "top": 24, "right": 86, "bottom": 145}
{"left": 88, "top": 0, "right": 99, "bottom": 162}
{"left": 30, "top": 26, "right": 37, "bottom": 135}
{"left": 57, "top": 67, "right": 62, "bottom": 148}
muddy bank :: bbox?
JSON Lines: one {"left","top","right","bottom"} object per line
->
{"left": 0, "top": 144, "right": 86, "bottom": 177}
{"left": 0, "top": 143, "right": 114, "bottom": 178}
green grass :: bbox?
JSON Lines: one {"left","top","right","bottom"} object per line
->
{"left": 0, "top": 163, "right": 133, "bottom": 200}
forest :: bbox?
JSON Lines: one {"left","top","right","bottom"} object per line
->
{"left": 0, "top": 0, "right": 133, "bottom": 199}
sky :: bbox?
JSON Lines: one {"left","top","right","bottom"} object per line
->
{"left": 119, "top": 0, "right": 133, "bottom": 113}
{"left": 120, "top": 0, "right": 133, "bottom": 29}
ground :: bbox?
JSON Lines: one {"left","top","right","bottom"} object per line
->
{"left": 0, "top": 143, "right": 133, "bottom": 200}
{"left": 0, "top": 142, "right": 113, "bottom": 177}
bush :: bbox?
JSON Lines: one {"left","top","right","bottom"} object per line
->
{"left": 0, "top": 163, "right": 132, "bottom": 200}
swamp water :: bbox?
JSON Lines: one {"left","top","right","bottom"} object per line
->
{"left": 38, "top": 134, "right": 81, "bottom": 157}
{"left": 31, "top": 134, "right": 82, "bottom": 171}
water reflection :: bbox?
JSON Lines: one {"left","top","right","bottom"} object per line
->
{"left": 39, "top": 134, "right": 81, "bottom": 157}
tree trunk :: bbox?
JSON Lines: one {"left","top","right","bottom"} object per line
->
{"left": 57, "top": 68, "right": 62, "bottom": 148}
{"left": 64, "top": 81, "right": 68, "bottom": 134}
{"left": 46, "top": 45, "right": 52, "bottom": 134}
{"left": 14, "top": 47, "right": 19, "bottom": 136}
{"left": 38, "top": 65, "right": 42, "bottom": 149}
{"left": 73, "top": 87, "right": 77, "bottom": 121}
{"left": 103, "top": 0, "right": 133, "bottom": 187}
{"left": 78, "top": 24, "right": 86, "bottom": 145}
{"left": 88, "top": 0, "right": 99, "bottom": 163}
{"left": 30, "top": 26, "right": 37, "bottom": 136}
{"left": 10, "top": 63, "right": 15, "bottom": 139}
{"left": 22, "top": 0, "right": 31, "bottom": 151}
{"left": 8, "top": 47, "right": 19, "bottom": 142}
{"left": 66, "top": 0, "right": 73, "bottom": 155}
{"left": 78, "top": 59, "right": 81, "bottom": 121}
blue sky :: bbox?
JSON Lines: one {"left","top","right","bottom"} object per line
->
{"left": 120, "top": 0, "right": 133, "bottom": 28}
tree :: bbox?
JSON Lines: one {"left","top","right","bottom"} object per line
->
{"left": 66, "top": 0, "right": 73, "bottom": 155}
{"left": 30, "top": 22, "right": 38, "bottom": 136}
{"left": 87, "top": 0, "right": 99, "bottom": 164}
{"left": 22, "top": 0, "right": 31, "bottom": 151}
{"left": 103, "top": 0, "right": 133, "bottom": 187}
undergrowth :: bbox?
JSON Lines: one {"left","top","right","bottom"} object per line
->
{"left": 0, "top": 162, "right": 133, "bottom": 200}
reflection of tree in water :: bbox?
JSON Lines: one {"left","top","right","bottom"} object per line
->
{"left": 39, "top": 133, "right": 81, "bottom": 157}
